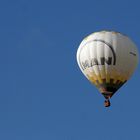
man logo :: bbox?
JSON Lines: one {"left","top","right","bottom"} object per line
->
{"left": 80, "top": 39, "right": 117, "bottom": 70}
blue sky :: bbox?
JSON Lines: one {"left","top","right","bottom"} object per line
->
{"left": 0, "top": 0, "right": 140, "bottom": 139}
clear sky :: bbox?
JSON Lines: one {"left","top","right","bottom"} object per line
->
{"left": 0, "top": 0, "right": 140, "bottom": 139}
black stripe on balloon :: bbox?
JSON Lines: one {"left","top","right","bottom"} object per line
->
{"left": 130, "top": 52, "right": 136, "bottom": 56}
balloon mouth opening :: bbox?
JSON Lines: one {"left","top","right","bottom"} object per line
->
{"left": 101, "top": 91, "right": 114, "bottom": 99}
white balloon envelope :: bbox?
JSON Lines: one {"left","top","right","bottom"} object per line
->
{"left": 77, "top": 30, "right": 139, "bottom": 107}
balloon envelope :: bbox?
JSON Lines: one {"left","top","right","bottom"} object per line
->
{"left": 77, "top": 31, "right": 139, "bottom": 99}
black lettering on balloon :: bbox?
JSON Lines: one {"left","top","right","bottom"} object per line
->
{"left": 82, "top": 57, "right": 113, "bottom": 69}
{"left": 91, "top": 58, "right": 99, "bottom": 66}
{"left": 100, "top": 57, "right": 112, "bottom": 65}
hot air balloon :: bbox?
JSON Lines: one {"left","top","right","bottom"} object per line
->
{"left": 76, "top": 30, "right": 139, "bottom": 107}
